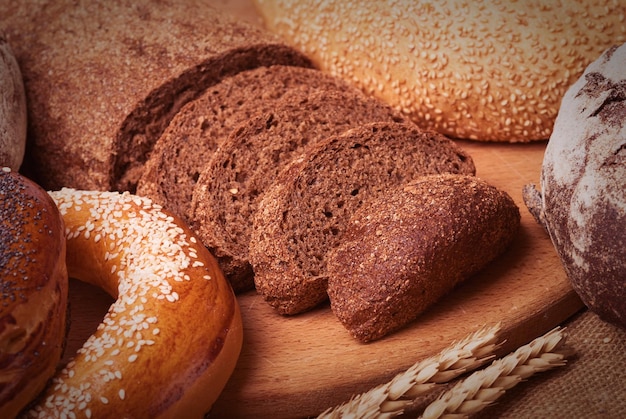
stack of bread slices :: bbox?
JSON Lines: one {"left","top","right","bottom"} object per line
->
{"left": 136, "top": 63, "right": 475, "bottom": 290}
{"left": 136, "top": 63, "right": 520, "bottom": 342}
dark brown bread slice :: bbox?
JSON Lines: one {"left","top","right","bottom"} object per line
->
{"left": 138, "top": 65, "right": 372, "bottom": 222}
{"left": 0, "top": 0, "right": 312, "bottom": 191}
{"left": 249, "top": 121, "right": 476, "bottom": 315}
{"left": 189, "top": 90, "right": 406, "bottom": 292}
{"left": 327, "top": 174, "right": 521, "bottom": 342}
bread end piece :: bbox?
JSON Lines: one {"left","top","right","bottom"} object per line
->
{"left": 327, "top": 174, "right": 520, "bottom": 342}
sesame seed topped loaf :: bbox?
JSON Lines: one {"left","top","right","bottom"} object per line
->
{"left": 138, "top": 65, "right": 373, "bottom": 223}
{"left": 0, "top": 0, "right": 311, "bottom": 191}
{"left": 190, "top": 89, "right": 406, "bottom": 292}
{"left": 327, "top": 174, "right": 520, "bottom": 342}
{"left": 254, "top": 0, "right": 626, "bottom": 142}
{"left": 249, "top": 121, "right": 476, "bottom": 315}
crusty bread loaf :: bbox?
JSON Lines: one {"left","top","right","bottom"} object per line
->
{"left": 0, "top": 0, "right": 311, "bottom": 191}
{"left": 0, "top": 35, "right": 26, "bottom": 170}
{"left": 254, "top": 0, "right": 626, "bottom": 142}
{"left": 249, "top": 121, "right": 476, "bottom": 315}
{"left": 524, "top": 43, "right": 626, "bottom": 329}
{"left": 327, "top": 174, "right": 520, "bottom": 342}
{"left": 190, "top": 89, "right": 405, "bottom": 292}
{"left": 139, "top": 65, "right": 373, "bottom": 222}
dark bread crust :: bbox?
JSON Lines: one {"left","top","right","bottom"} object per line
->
{"left": 327, "top": 174, "right": 520, "bottom": 342}
{"left": 249, "top": 122, "right": 476, "bottom": 315}
{"left": 0, "top": 35, "right": 26, "bottom": 171}
{"left": 0, "top": 0, "right": 311, "bottom": 191}
{"left": 189, "top": 89, "right": 406, "bottom": 292}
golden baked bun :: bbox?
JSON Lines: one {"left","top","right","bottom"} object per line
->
{"left": 254, "top": 0, "right": 626, "bottom": 142}
{"left": 0, "top": 167, "right": 68, "bottom": 418}
{"left": 25, "top": 189, "right": 243, "bottom": 418}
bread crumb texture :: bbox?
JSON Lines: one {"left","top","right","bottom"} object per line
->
{"left": 254, "top": 0, "right": 626, "bottom": 141}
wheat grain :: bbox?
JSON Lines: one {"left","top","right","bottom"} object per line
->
{"left": 317, "top": 323, "right": 503, "bottom": 419}
{"left": 419, "top": 327, "right": 570, "bottom": 419}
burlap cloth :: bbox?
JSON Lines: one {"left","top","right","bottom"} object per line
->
{"left": 476, "top": 309, "right": 626, "bottom": 419}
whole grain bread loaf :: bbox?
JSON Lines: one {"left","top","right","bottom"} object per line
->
{"left": 138, "top": 65, "right": 376, "bottom": 221}
{"left": 249, "top": 121, "right": 476, "bottom": 315}
{"left": 327, "top": 174, "right": 520, "bottom": 342}
{"left": 0, "top": 0, "right": 311, "bottom": 190}
{"left": 190, "top": 89, "right": 406, "bottom": 292}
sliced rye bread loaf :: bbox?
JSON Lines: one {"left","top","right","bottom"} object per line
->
{"left": 327, "top": 174, "right": 520, "bottom": 342}
{"left": 0, "top": 0, "right": 311, "bottom": 191}
{"left": 189, "top": 89, "right": 406, "bottom": 292}
{"left": 137, "top": 65, "right": 375, "bottom": 222}
{"left": 249, "top": 121, "right": 476, "bottom": 315}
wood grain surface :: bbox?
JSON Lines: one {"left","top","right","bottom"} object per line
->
{"left": 65, "top": 139, "right": 584, "bottom": 418}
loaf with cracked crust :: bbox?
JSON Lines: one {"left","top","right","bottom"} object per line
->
{"left": 524, "top": 44, "right": 626, "bottom": 329}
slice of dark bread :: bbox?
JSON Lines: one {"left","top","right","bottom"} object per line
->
{"left": 189, "top": 90, "right": 406, "bottom": 292}
{"left": 249, "top": 121, "right": 476, "bottom": 315}
{"left": 137, "top": 64, "right": 374, "bottom": 223}
{"left": 327, "top": 174, "right": 520, "bottom": 342}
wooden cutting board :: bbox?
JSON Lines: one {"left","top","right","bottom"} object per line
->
{"left": 65, "top": 139, "right": 584, "bottom": 418}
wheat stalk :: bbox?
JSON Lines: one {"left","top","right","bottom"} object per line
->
{"left": 317, "top": 323, "right": 503, "bottom": 419}
{"left": 419, "top": 326, "right": 571, "bottom": 419}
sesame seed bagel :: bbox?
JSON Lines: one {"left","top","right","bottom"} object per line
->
{"left": 254, "top": 0, "right": 626, "bottom": 142}
{"left": 26, "top": 189, "right": 243, "bottom": 418}
{"left": 0, "top": 168, "right": 68, "bottom": 418}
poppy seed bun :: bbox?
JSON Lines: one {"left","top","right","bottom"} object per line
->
{"left": 0, "top": 168, "right": 68, "bottom": 417}
{"left": 254, "top": 0, "right": 626, "bottom": 142}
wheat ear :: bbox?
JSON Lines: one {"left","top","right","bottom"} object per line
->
{"left": 419, "top": 326, "right": 570, "bottom": 419}
{"left": 317, "top": 323, "right": 503, "bottom": 419}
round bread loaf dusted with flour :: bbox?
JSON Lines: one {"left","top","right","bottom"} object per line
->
{"left": 249, "top": 121, "right": 475, "bottom": 315}
{"left": 254, "top": 0, "right": 626, "bottom": 142}
{"left": 328, "top": 174, "right": 520, "bottom": 342}
{"left": 189, "top": 88, "right": 405, "bottom": 293}
{"left": 26, "top": 188, "right": 243, "bottom": 417}
{"left": 0, "top": 0, "right": 311, "bottom": 191}
{"left": 0, "top": 168, "right": 68, "bottom": 417}
{"left": 0, "top": 36, "right": 26, "bottom": 170}
{"left": 524, "top": 44, "right": 626, "bottom": 329}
